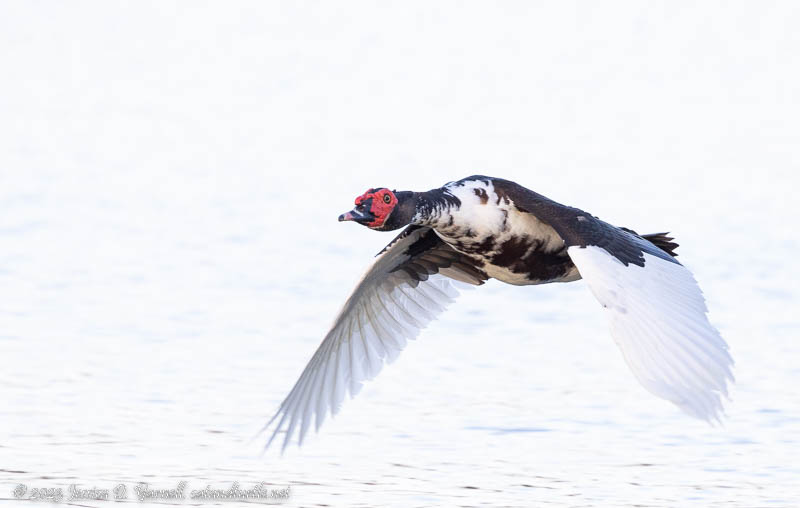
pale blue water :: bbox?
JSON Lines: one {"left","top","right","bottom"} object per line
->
{"left": 1, "top": 2, "right": 799, "bottom": 507}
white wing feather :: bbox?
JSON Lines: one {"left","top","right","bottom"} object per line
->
{"left": 567, "top": 245, "right": 734, "bottom": 421}
{"left": 263, "top": 228, "right": 481, "bottom": 452}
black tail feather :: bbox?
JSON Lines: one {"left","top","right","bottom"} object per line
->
{"left": 620, "top": 227, "right": 679, "bottom": 258}
{"left": 641, "top": 232, "right": 679, "bottom": 258}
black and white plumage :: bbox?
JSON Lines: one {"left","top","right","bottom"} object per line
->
{"left": 263, "top": 175, "right": 733, "bottom": 452}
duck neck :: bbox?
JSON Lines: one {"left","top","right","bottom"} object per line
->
{"left": 412, "top": 189, "right": 462, "bottom": 227}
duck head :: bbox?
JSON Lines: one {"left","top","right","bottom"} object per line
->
{"left": 338, "top": 188, "right": 416, "bottom": 231}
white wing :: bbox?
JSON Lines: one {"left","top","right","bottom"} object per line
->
{"left": 262, "top": 226, "right": 486, "bottom": 452}
{"left": 567, "top": 245, "right": 734, "bottom": 421}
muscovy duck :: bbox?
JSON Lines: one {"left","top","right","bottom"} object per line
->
{"left": 264, "top": 175, "right": 733, "bottom": 451}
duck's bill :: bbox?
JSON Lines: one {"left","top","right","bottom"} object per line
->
{"left": 338, "top": 208, "right": 374, "bottom": 223}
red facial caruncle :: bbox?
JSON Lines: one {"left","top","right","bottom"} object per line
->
{"left": 354, "top": 188, "right": 398, "bottom": 228}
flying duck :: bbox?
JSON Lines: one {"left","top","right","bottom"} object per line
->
{"left": 264, "top": 175, "right": 734, "bottom": 451}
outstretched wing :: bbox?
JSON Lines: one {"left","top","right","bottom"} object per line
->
{"left": 263, "top": 226, "right": 487, "bottom": 452}
{"left": 490, "top": 177, "right": 734, "bottom": 421}
{"left": 568, "top": 245, "right": 733, "bottom": 421}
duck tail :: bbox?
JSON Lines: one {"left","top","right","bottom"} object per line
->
{"left": 641, "top": 232, "right": 679, "bottom": 258}
{"left": 619, "top": 227, "right": 679, "bottom": 258}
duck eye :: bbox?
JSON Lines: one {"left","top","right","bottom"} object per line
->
{"left": 383, "top": 194, "right": 392, "bottom": 204}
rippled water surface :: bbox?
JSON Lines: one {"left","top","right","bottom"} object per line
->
{"left": 1, "top": 2, "right": 799, "bottom": 507}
